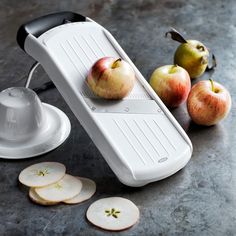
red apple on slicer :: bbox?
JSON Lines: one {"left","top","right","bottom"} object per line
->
{"left": 87, "top": 57, "right": 135, "bottom": 99}
{"left": 187, "top": 79, "right": 231, "bottom": 126}
{"left": 149, "top": 65, "right": 191, "bottom": 108}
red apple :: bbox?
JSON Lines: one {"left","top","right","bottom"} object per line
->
{"left": 187, "top": 80, "right": 231, "bottom": 126}
{"left": 149, "top": 65, "right": 191, "bottom": 108}
{"left": 87, "top": 57, "right": 135, "bottom": 99}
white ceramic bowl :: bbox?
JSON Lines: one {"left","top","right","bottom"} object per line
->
{"left": 0, "top": 87, "right": 71, "bottom": 159}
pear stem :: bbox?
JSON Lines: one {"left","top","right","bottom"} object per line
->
{"left": 209, "top": 79, "right": 215, "bottom": 92}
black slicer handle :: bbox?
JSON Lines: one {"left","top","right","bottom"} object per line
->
{"left": 17, "top": 11, "right": 86, "bottom": 51}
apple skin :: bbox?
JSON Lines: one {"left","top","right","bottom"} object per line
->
{"left": 187, "top": 80, "right": 231, "bottom": 126}
{"left": 87, "top": 57, "right": 135, "bottom": 99}
{"left": 174, "top": 40, "right": 209, "bottom": 79}
{"left": 149, "top": 65, "right": 191, "bottom": 108}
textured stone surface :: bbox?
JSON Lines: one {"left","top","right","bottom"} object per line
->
{"left": 0, "top": 0, "right": 236, "bottom": 235}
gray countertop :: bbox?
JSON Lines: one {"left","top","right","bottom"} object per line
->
{"left": 0, "top": 0, "right": 235, "bottom": 235}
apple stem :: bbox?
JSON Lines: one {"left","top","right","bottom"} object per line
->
{"left": 169, "top": 64, "right": 178, "bottom": 74}
{"left": 209, "top": 79, "right": 215, "bottom": 92}
{"left": 112, "top": 58, "right": 122, "bottom": 69}
{"left": 165, "top": 28, "right": 188, "bottom": 44}
{"left": 172, "top": 64, "right": 178, "bottom": 70}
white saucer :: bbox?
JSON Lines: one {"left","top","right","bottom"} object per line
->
{"left": 0, "top": 103, "right": 71, "bottom": 159}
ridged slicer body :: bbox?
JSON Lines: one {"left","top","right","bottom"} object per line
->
{"left": 23, "top": 19, "right": 192, "bottom": 186}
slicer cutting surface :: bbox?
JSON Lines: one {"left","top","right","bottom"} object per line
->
{"left": 39, "top": 22, "right": 151, "bottom": 101}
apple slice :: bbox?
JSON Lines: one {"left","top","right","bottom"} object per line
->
{"left": 63, "top": 177, "right": 96, "bottom": 204}
{"left": 19, "top": 162, "right": 66, "bottom": 187}
{"left": 29, "top": 188, "right": 59, "bottom": 206}
{"left": 35, "top": 174, "right": 82, "bottom": 202}
{"left": 86, "top": 197, "right": 140, "bottom": 231}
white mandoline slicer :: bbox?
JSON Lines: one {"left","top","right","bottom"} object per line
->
{"left": 17, "top": 12, "right": 193, "bottom": 187}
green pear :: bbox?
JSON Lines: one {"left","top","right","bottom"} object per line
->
{"left": 174, "top": 40, "right": 209, "bottom": 79}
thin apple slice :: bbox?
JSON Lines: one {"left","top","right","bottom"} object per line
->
{"left": 29, "top": 188, "right": 59, "bottom": 206}
{"left": 86, "top": 197, "right": 140, "bottom": 231}
{"left": 63, "top": 177, "right": 96, "bottom": 204}
{"left": 19, "top": 162, "right": 66, "bottom": 187}
{"left": 35, "top": 174, "right": 82, "bottom": 202}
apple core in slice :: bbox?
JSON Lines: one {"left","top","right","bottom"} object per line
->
{"left": 29, "top": 188, "right": 59, "bottom": 206}
{"left": 86, "top": 197, "right": 140, "bottom": 231}
{"left": 35, "top": 174, "right": 82, "bottom": 202}
{"left": 63, "top": 177, "right": 96, "bottom": 204}
{"left": 19, "top": 162, "right": 66, "bottom": 187}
